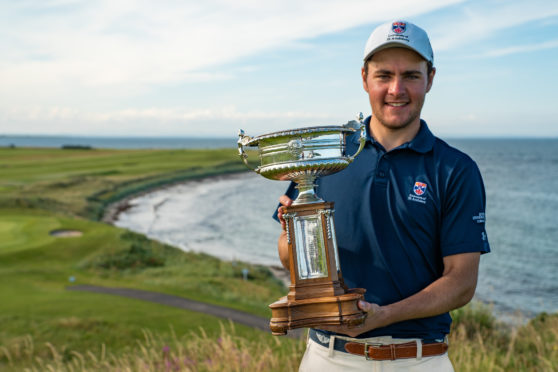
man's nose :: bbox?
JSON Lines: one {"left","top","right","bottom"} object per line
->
{"left": 388, "top": 77, "right": 405, "bottom": 95}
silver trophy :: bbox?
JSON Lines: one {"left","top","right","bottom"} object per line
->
{"left": 238, "top": 114, "right": 368, "bottom": 335}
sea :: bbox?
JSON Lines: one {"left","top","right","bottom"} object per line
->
{"left": 6, "top": 135, "right": 556, "bottom": 320}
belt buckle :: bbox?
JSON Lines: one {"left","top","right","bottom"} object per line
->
{"left": 363, "top": 342, "right": 382, "bottom": 361}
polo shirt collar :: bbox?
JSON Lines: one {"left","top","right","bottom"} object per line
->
{"left": 407, "top": 119, "right": 435, "bottom": 153}
{"left": 353, "top": 116, "right": 435, "bottom": 154}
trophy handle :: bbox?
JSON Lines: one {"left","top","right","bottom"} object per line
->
{"left": 345, "top": 114, "right": 366, "bottom": 163}
{"left": 237, "top": 129, "right": 259, "bottom": 172}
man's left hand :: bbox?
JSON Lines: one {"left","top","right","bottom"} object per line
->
{"left": 318, "top": 300, "right": 385, "bottom": 337}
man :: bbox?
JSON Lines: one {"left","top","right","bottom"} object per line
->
{"left": 275, "top": 20, "right": 490, "bottom": 371}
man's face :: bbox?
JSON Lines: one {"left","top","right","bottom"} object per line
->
{"left": 362, "top": 47, "right": 435, "bottom": 131}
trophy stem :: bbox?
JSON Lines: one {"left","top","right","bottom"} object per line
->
{"left": 293, "top": 176, "right": 323, "bottom": 205}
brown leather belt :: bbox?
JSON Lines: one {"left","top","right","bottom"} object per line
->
{"left": 344, "top": 340, "right": 448, "bottom": 360}
{"left": 309, "top": 329, "right": 448, "bottom": 361}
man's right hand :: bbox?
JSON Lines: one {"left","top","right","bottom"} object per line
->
{"left": 277, "top": 195, "right": 293, "bottom": 231}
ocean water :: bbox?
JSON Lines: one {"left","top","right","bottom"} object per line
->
{"left": 447, "top": 139, "right": 558, "bottom": 317}
{"left": 114, "top": 138, "right": 558, "bottom": 318}
{"left": 115, "top": 173, "right": 286, "bottom": 267}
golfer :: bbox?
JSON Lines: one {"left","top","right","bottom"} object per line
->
{"left": 276, "top": 20, "right": 490, "bottom": 371}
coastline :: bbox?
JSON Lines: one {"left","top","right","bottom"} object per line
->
{"left": 100, "top": 165, "right": 557, "bottom": 322}
{"left": 102, "top": 170, "right": 292, "bottom": 288}
{"left": 101, "top": 171, "right": 249, "bottom": 224}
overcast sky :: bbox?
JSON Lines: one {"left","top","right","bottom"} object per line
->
{"left": 1, "top": 0, "right": 557, "bottom": 138}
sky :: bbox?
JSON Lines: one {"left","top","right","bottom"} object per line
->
{"left": 1, "top": 0, "right": 558, "bottom": 138}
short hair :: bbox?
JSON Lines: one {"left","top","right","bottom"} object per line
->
{"left": 363, "top": 55, "right": 434, "bottom": 77}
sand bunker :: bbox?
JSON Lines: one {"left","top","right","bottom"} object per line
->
{"left": 49, "top": 229, "right": 83, "bottom": 237}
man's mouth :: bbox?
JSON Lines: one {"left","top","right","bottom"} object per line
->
{"left": 386, "top": 102, "right": 408, "bottom": 107}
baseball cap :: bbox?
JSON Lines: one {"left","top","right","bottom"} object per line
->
{"left": 363, "top": 20, "right": 434, "bottom": 65}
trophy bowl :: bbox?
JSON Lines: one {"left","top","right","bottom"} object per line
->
{"left": 238, "top": 118, "right": 366, "bottom": 204}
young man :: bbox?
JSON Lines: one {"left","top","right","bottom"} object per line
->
{"left": 276, "top": 20, "right": 490, "bottom": 371}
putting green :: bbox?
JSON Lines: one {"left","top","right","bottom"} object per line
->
{"left": 0, "top": 212, "right": 60, "bottom": 254}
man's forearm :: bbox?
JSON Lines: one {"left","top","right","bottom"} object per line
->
{"left": 364, "top": 252, "right": 480, "bottom": 332}
{"left": 321, "top": 252, "right": 481, "bottom": 337}
{"left": 382, "top": 262, "right": 477, "bottom": 325}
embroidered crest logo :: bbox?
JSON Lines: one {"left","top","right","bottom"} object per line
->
{"left": 413, "top": 182, "right": 427, "bottom": 196}
{"left": 392, "top": 22, "right": 407, "bottom": 34}
{"left": 408, "top": 181, "right": 428, "bottom": 204}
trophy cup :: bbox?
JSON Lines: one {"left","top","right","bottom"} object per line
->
{"left": 237, "top": 114, "right": 368, "bottom": 335}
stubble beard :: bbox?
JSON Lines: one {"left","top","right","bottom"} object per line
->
{"left": 372, "top": 101, "right": 423, "bottom": 132}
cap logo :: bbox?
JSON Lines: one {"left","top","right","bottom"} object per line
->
{"left": 392, "top": 22, "right": 406, "bottom": 34}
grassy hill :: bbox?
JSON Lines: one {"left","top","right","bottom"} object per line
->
{"left": 0, "top": 147, "right": 303, "bottom": 371}
{"left": 0, "top": 147, "right": 251, "bottom": 219}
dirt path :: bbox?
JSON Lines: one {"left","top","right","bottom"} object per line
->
{"left": 67, "top": 285, "right": 304, "bottom": 339}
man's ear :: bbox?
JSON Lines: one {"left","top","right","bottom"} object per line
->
{"left": 426, "top": 67, "right": 436, "bottom": 93}
{"left": 362, "top": 66, "right": 369, "bottom": 93}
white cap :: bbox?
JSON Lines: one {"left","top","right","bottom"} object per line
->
{"left": 363, "top": 20, "right": 433, "bottom": 65}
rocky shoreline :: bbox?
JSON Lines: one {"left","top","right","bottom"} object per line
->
{"left": 102, "top": 172, "right": 250, "bottom": 224}
{"left": 101, "top": 171, "right": 292, "bottom": 288}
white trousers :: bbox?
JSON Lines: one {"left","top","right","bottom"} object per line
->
{"left": 299, "top": 337, "right": 454, "bottom": 372}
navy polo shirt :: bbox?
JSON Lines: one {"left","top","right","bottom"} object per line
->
{"left": 275, "top": 116, "right": 490, "bottom": 340}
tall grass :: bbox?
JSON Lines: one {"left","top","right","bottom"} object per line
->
{"left": 2, "top": 304, "right": 556, "bottom": 372}
{"left": 449, "top": 303, "right": 558, "bottom": 372}
{"left": 0, "top": 322, "right": 305, "bottom": 372}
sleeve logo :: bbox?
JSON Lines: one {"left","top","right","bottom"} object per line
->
{"left": 473, "top": 212, "right": 485, "bottom": 224}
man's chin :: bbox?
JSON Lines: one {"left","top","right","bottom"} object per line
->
{"left": 380, "top": 112, "right": 422, "bottom": 128}
{"left": 380, "top": 119, "right": 414, "bottom": 130}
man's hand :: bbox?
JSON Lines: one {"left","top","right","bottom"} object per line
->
{"left": 277, "top": 195, "right": 293, "bottom": 231}
{"left": 318, "top": 300, "right": 386, "bottom": 337}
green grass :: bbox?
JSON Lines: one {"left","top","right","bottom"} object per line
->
{"left": 1, "top": 323, "right": 306, "bottom": 372}
{"left": 0, "top": 147, "right": 296, "bottom": 371}
{"left": 0, "top": 147, "right": 255, "bottom": 219}
{"left": 0, "top": 207, "right": 287, "bottom": 355}
{"left": 449, "top": 303, "right": 558, "bottom": 371}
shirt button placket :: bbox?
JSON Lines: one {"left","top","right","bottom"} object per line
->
{"left": 375, "top": 155, "right": 390, "bottom": 185}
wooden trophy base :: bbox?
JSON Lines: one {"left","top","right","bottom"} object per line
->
{"left": 269, "top": 288, "right": 367, "bottom": 336}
